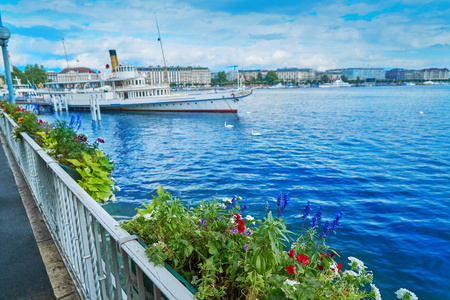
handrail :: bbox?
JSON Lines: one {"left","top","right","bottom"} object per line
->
{"left": 0, "top": 111, "right": 195, "bottom": 300}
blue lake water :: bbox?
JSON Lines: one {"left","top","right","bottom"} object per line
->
{"left": 42, "top": 85, "right": 450, "bottom": 300}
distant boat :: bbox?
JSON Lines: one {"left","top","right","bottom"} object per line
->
{"left": 39, "top": 53, "right": 252, "bottom": 113}
{"left": 268, "top": 83, "right": 288, "bottom": 89}
{"left": 319, "top": 79, "right": 351, "bottom": 88}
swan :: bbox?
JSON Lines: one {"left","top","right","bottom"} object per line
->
{"left": 251, "top": 129, "right": 262, "bottom": 136}
{"left": 225, "top": 121, "right": 234, "bottom": 128}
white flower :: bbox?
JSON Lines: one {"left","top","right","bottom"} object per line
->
{"left": 115, "top": 186, "right": 121, "bottom": 191}
{"left": 190, "top": 275, "right": 198, "bottom": 285}
{"left": 132, "top": 214, "right": 142, "bottom": 220}
{"left": 284, "top": 279, "right": 299, "bottom": 288}
{"left": 152, "top": 241, "right": 166, "bottom": 248}
{"left": 395, "top": 288, "right": 418, "bottom": 300}
{"left": 144, "top": 211, "right": 156, "bottom": 221}
{"left": 348, "top": 256, "right": 366, "bottom": 272}
{"left": 330, "top": 263, "right": 339, "bottom": 276}
{"left": 245, "top": 215, "right": 254, "bottom": 221}
{"left": 342, "top": 270, "right": 359, "bottom": 277}
{"left": 371, "top": 283, "right": 382, "bottom": 300}
{"left": 220, "top": 203, "right": 227, "bottom": 209}
{"left": 230, "top": 216, "right": 236, "bottom": 224}
{"left": 223, "top": 197, "right": 232, "bottom": 204}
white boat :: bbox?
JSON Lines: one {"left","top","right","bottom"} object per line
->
{"left": 42, "top": 57, "right": 252, "bottom": 113}
{"left": 319, "top": 79, "right": 351, "bottom": 88}
{"left": 268, "top": 83, "right": 287, "bottom": 89}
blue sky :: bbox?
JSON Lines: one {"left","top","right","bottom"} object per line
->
{"left": 0, "top": 0, "right": 449, "bottom": 72}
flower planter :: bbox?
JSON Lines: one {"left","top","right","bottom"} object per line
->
{"left": 130, "top": 238, "right": 198, "bottom": 296}
{"left": 58, "top": 163, "right": 82, "bottom": 182}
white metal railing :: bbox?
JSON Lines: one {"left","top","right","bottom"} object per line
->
{"left": 0, "top": 112, "right": 195, "bottom": 300}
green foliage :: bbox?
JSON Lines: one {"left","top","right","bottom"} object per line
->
{"left": 211, "top": 71, "right": 229, "bottom": 86}
{"left": 1, "top": 101, "right": 115, "bottom": 202}
{"left": 122, "top": 186, "right": 383, "bottom": 300}
{"left": 24, "top": 64, "right": 48, "bottom": 85}
{"left": 68, "top": 151, "right": 114, "bottom": 201}
{"left": 320, "top": 75, "right": 330, "bottom": 83}
{"left": 341, "top": 75, "right": 348, "bottom": 82}
{"left": 265, "top": 71, "right": 279, "bottom": 85}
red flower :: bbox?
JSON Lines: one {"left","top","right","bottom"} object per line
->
{"left": 337, "top": 263, "right": 342, "bottom": 272}
{"left": 321, "top": 252, "right": 335, "bottom": 259}
{"left": 285, "top": 265, "right": 295, "bottom": 274}
{"left": 97, "top": 138, "right": 105, "bottom": 143}
{"left": 234, "top": 213, "right": 241, "bottom": 221}
{"left": 238, "top": 219, "right": 245, "bottom": 234}
{"left": 296, "top": 254, "right": 309, "bottom": 265}
{"left": 288, "top": 249, "right": 295, "bottom": 258}
{"left": 19, "top": 118, "right": 24, "bottom": 122}
{"left": 39, "top": 119, "right": 43, "bottom": 123}
{"left": 5, "top": 108, "right": 9, "bottom": 111}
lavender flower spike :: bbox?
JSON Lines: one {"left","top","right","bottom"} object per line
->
{"left": 311, "top": 206, "right": 323, "bottom": 228}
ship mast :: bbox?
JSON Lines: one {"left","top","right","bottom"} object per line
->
{"left": 61, "top": 34, "right": 73, "bottom": 81}
{"left": 154, "top": 13, "right": 171, "bottom": 95}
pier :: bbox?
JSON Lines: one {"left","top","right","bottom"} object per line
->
{"left": 0, "top": 111, "right": 195, "bottom": 299}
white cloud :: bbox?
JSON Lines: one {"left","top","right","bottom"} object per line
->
{"left": 0, "top": 0, "right": 449, "bottom": 72}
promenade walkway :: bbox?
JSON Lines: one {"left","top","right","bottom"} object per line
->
{"left": 0, "top": 137, "right": 80, "bottom": 299}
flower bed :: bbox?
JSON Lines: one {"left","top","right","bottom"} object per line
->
{"left": 122, "top": 186, "right": 418, "bottom": 300}
{"left": 1, "top": 100, "right": 116, "bottom": 202}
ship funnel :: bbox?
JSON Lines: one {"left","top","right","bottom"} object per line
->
{"left": 109, "top": 50, "right": 119, "bottom": 72}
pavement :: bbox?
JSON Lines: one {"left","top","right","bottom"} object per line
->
{"left": 0, "top": 136, "right": 80, "bottom": 299}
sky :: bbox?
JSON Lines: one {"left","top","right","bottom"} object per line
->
{"left": 0, "top": 0, "right": 449, "bottom": 73}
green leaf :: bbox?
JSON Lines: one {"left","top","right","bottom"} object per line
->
{"left": 268, "top": 288, "right": 287, "bottom": 300}
{"left": 67, "top": 159, "right": 82, "bottom": 167}
{"left": 255, "top": 255, "right": 266, "bottom": 274}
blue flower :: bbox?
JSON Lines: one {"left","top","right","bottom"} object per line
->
{"left": 320, "top": 221, "right": 330, "bottom": 238}
{"left": 302, "top": 201, "right": 311, "bottom": 220}
{"left": 329, "top": 211, "right": 344, "bottom": 234}
{"left": 226, "top": 195, "right": 238, "bottom": 210}
{"left": 280, "top": 192, "right": 290, "bottom": 216}
{"left": 240, "top": 198, "right": 249, "bottom": 212}
{"left": 311, "top": 206, "right": 322, "bottom": 228}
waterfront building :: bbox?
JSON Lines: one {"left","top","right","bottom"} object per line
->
{"left": 46, "top": 71, "right": 57, "bottom": 82}
{"left": 328, "top": 68, "right": 386, "bottom": 81}
{"left": 55, "top": 67, "right": 99, "bottom": 82}
{"left": 138, "top": 66, "right": 211, "bottom": 86}
{"left": 421, "top": 68, "right": 449, "bottom": 80}
{"left": 276, "top": 68, "right": 316, "bottom": 83}
{"left": 386, "top": 68, "right": 449, "bottom": 80}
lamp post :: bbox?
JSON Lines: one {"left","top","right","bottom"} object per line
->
{"left": 0, "top": 12, "right": 14, "bottom": 103}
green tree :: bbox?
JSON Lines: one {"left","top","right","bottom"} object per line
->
{"left": 11, "top": 66, "right": 26, "bottom": 85}
{"left": 341, "top": 75, "right": 348, "bottom": 82}
{"left": 217, "top": 71, "right": 227, "bottom": 85}
{"left": 320, "top": 75, "right": 330, "bottom": 83}
{"left": 23, "top": 64, "right": 47, "bottom": 86}
{"left": 257, "top": 72, "right": 263, "bottom": 82}
{"left": 265, "top": 70, "right": 279, "bottom": 85}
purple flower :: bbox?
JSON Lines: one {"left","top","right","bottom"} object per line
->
{"left": 320, "top": 221, "right": 330, "bottom": 238}
{"left": 246, "top": 229, "right": 252, "bottom": 236}
{"left": 311, "top": 206, "right": 322, "bottom": 228}
{"left": 302, "top": 201, "right": 311, "bottom": 220}
{"left": 201, "top": 219, "right": 207, "bottom": 226}
{"left": 243, "top": 243, "right": 249, "bottom": 252}
{"left": 276, "top": 191, "right": 290, "bottom": 217}
{"left": 240, "top": 198, "right": 249, "bottom": 212}
{"left": 226, "top": 195, "right": 238, "bottom": 210}
{"left": 232, "top": 228, "right": 238, "bottom": 234}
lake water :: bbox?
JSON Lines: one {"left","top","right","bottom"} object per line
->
{"left": 42, "top": 85, "right": 450, "bottom": 300}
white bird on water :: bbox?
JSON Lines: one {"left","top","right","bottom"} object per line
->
{"left": 225, "top": 121, "right": 234, "bottom": 128}
{"left": 251, "top": 129, "right": 262, "bottom": 136}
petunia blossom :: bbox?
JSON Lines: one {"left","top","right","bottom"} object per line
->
{"left": 296, "top": 254, "right": 309, "bottom": 265}
{"left": 285, "top": 265, "right": 295, "bottom": 274}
